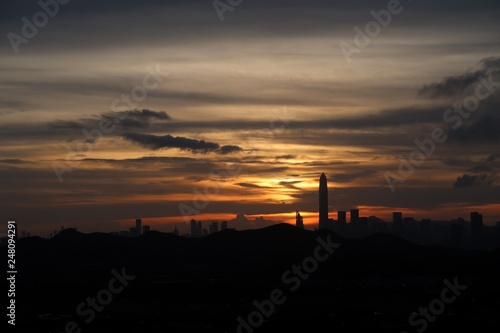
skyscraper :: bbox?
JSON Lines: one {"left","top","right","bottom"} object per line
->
{"left": 136, "top": 219, "right": 142, "bottom": 236}
{"left": 209, "top": 222, "right": 219, "bottom": 234}
{"left": 337, "top": 211, "right": 347, "bottom": 224}
{"left": 190, "top": 219, "right": 197, "bottom": 237}
{"left": 350, "top": 209, "right": 359, "bottom": 224}
{"left": 296, "top": 211, "right": 304, "bottom": 229}
{"left": 471, "top": 212, "right": 483, "bottom": 249}
{"left": 319, "top": 173, "right": 329, "bottom": 229}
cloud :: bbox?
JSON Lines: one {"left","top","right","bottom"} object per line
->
{"left": 331, "top": 170, "right": 376, "bottom": 183}
{"left": 453, "top": 114, "right": 500, "bottom": 142}
{"left": 0, "top": 159, "right": 30, "bottom": 164}
{"left": 275, "top": 155, "right": 296, "bottom": 160}
{"left": 125, "top": 109, "right": 171, "bottom": 120}
{"left": 486, "top": 153, "right": 500, "bottom": 162}
{"left": 48, "top": 109, "right": 172, "bottom": 132}
{"left": 217, "top": 145, "right": 243, "bottom": 155}
{"left": 49, "top": 121, "right": 84, "bottom": 130}
{"left": 104, "top": 109, "right": 172, "bottom": 129}
{"left": 453, "top": 173, "right": 494, "bottom": 188}
{"left": 453, "top": 158, "right": 497, "bottom": 188}
{"left": 419, "top": 56, "right": 500, "bottom": 98}
{"left": 468, "top": 165, "right": 492, "bottom": 173}
{"left": 236, "top": 183, "right": 267, "bottom": 189}
{"left": 419, "top": 71, "right": 487, "bottom": 98}
{"left": 122, "top": 133, "right": 243, "bottom": 154}
{"left": 279, "top": 180, "right": 302, "bottom": 190}
{"left": 123, "top": 133, "right": 219, "bottom": 152}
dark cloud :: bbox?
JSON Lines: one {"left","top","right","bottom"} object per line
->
{"left": 47, "top": 109, "right": 171, "bottom": 132}
{"left": 125, "top": 109, "right": 171, "bottom": 120}
{"left": 419, "top": 56, "right": 500, "bottom": 98}
{"left": 419, "top": 71, "right": 487, "bottom": 98}
{"left": 123, "top": 133, "right": 220, "bottom": 152}
{"left": 486, "top": 153, "right": 500, "bottom": 162}
{"left": 122, "top": 133, "right": 243, "bottom": 155}
{"left": 104, "top": 109, "right": 172, "bottom": 129}
{"left": 81, "top": 156, "right": 197, "bottom": 165}
{"left": 0, "top": 159, "right": 29, "bottom": 164}
{"left": 481, "top": 57, "right": 500, "bottom": 70}
{"left": 236, "top": 183, "right": 267, "bottom": 189}
{"left": 279, "top": 181, "right": 302, "bottom": 190}
{"left": 453, "top": 173, "right": 494, "bottom": 188}
{"left": 275, "top": 155, "right": 296, "bottom": 160}
{"left": 218, "top": 145, "right": 243, "bottom": 155}
{"left": 453, "top": 114, "right": 500, "bottom": 142}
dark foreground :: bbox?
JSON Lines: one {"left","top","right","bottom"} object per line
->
{"left": 4, "top": 224, "right": 500, "bottom": 333}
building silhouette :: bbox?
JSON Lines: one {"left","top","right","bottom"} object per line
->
{"left": 136, "top": 219, "right": 142, "bottom": 236}
{"left": 142, "top": 225, "right": 150, "bottom": 234}
{"left": 209, "top": 222, "right": 219, "bottom": 234}
{"left": 296, "top": 211, "right": 304, "bottom": 229}
{"left": 197, "top": 221, "right": 202, "bottom": 237}
{"left": 318, "top": 173, "right": 329, "bottom": 229}
{"left": 337, "top": 211, "right": 346, "bottom": 224}
{"left": 392, "top": 212, "right": 403, "bottom": 235}
{"left": 350, "top": 209, "right": 359, "bottom": 224}
{"left": 190, "top": 219, "right": 200, "bottom": 237}
{"left": 221, "top": 221, "right": 228, "bottom": 230}
{"left": 471, "top": 212, "right": 483, "bottom": 248}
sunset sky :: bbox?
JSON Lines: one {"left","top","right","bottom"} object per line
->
{"left": 1, "top": 0, "right": 500, "bottom": 236}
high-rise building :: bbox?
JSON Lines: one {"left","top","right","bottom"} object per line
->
{"left": 142, "top": 225, "right": 150, "bottom": 234}
{"left": 392, "top": 212, "right": 403, "bottom": 235}
{"left": 209, "top": 222, "right": 219, "bottom": 234}
{"left": 136, "top": 219, "right": 142, "bottom": 236}
{"left": 190, "top": 219, "right": 197, "bottom": 237}
{"left": 221, "top": 221, "right": 228, "bottom": 230}
{"left": 318, "top": 173, "right": 329, "bottom": 229}
{"left": 197, "top": 221, "right": 202, "bottom": 237}
{"left": 350, "top": 209, "right": 359, "bottom": 224}
{"left": 296, "top": 211, "right": 304, "bottom": 229}
{"left": 337, "top": 211, "right": 347, "bottom": 224}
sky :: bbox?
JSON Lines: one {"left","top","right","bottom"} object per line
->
{"left": 1, "top": 0, "right": 500, "bottom": 236}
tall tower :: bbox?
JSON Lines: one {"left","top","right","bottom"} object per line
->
{"left": 296, "top": 211, "right": 304, "bottom": 229}
{"left": 136, "top": 219, "right": 142, "bottom": 236}
{"left": 471, "top": 212, "right": 483, "bottom": 249}
{"left": 319, "top": 173, "right": 329, "bottom": 229}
